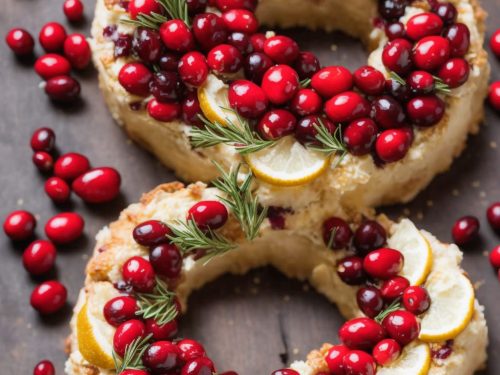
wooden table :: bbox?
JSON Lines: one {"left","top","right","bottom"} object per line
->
{"left": 1, "top": 1, "right": 499, "bottom": 373}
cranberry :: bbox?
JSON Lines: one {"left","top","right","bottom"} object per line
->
{"left": 177, "top": 339, "right": 206, "bottom": 362}
{"left": 489, "top": 81, "right": 500, "bottom": 111}
{"left": 407, "top": 95, "right": 445, "bottom": 127}
{"left": 382, "top": 310, "right": 420, "bottom": 345}
{"left": 353, "top": 220, "right": 387, "bottom": 254}
{"left": 339, "top": 317, "right": 385, "bottom": 350}
{"left": 222, "top": 9, "right": 258, "bottom": 33}
{"left": 257, "top": 109, "right": 296, "bottom": 140}
{"left": 3, "top": 210, "right": 36, "bottom": 241}
{"left": 64, "top": 33, "right": 91, "bottom": 69}
{"left": 185, "top": 0, "right": 207, "bottom": 13}
{"left": 371, "top": 95, "right": 406, "bottom": 129}
{"left": 325, "top": 345, "right": 349, "bottom": 374}
{"left": 72, "top": 167, "right": 121, "bottom": 203}
{"left": 290, "top": 89, "right": 322, "bottom": 116}
{"left": 406, "top": 12, "right": 443, "bottom": 41}
{"left": 353, "top": 66, "right": 385, "bottom": 96}
{"left": 385, "top": 77, "right": 411, "bottom": 102}
{"left": 322, "top": 217, "right": 353, "bottom": 250}
{"left": 33, "top": 152, "right": 54, "bottom": 172}
{"left": 431, "top": 340, "right": 454, "bottom": 360}
{"left": 445, "top": 23, "right": 470, "bottom": 57}
{"left": 114, "top": 34, "right": 132, "bottom": 57}
{"left": 311, "top": 66, "right": 353, "bottom": 98}
{"left": 132, "top": 27, "right": 162, "bottom": 63}
{"left": 407, "top": 70, "right": 435, "bottom": 94}
{"left": 363, "top": 248, "right": 403, "bottom": 280}
{"left": 128, "top": 0, "right": 161, "bottom": 19}
{"left": 150, "top": 71, "right": 182, "bottom": 102}
{"left": 261, "top": 64, "right": 299, "bottom": 105}
{"left": 45, "top": 75, "right": 81, "bottom": 103}
{"left": 433, "top": 2, "right": 457, "bottom": 25}
{"left": 119, "top": 62, "right": 153, "bottom": 96}
{"left": 263, "top": 36, "right": 299, "bottom": 64}
{"left": 148, "top": 99, "right": 181, "bottom": 121}
{"left": 122, "top": 256, "right": 156, "bottom": 293}
{"left": 271, "top": 370, "right": 299, "bottom": 375}
{"left": 145, "top": 318, "right": 178, "bottom": 340}
{"left": 22, "top": 240, "right": 57, "bottom": 275}
{"left": 385, "top": 22, "right": 405, "bottom": 40}
{"left": 215, "top": 0, "right": 257, "bottom": 11}
{"left": 343, "top": 350, "right": 376, "bottom": 375}
{"left": 159, "top": 53, "right": 180, "bottom": 71}
{"left": 295, "top": 115, "right": 335, "bottom": 145}
{"left": 181, "top": 357, "right": 215, "bottom": 375}
{"left": 45, "top": 212, "right": 84, "bottom": 244}
{"left": 178, "top": 52, "right": 209, "bottom": 87}
{"left": 244, "top": 52, "right": 273, "bottom": 84}
{"left": 294, "top": 51, "right": 320, "bottom": 79}
{"left": 378, "top": 0, "right": 408, "bottom": 21}
{"left": 103, "top": 296, "right": 138, "bottom": 327}
{"left": 452, "top": 215, "right": 480, "bottom": 246}
{"left": 228, "top": 80, "right": 268, "bottom": 118}
{"left": 382, "top": 38, "right": 413, "bottom": 76}
{"left": 39, "top": 22, "right": 67, "bottom": 52}
{"left": 30, "top": 281, "right": 67, "bottom": 314}
{"left": 489, "top": 28, "right": 500, "bottom": 59}
{"left": 356, "top": 286, "right": 384, "bottom": 318}
{"left": 35, "top": 54, "right": 71, "bottom": 80}
{"left": 187, "top": 200, "right": 228, "bottom": 231}
{"left": 113, "top": 319, "right": 146, "bottom": 357}
{"left": 372, "top": 339, "right": 401, "bottom": 366}
{"left": 34, "top": 360, "right": 55, "bottom": 375}
{"left": 143, "top": 341, "right": 181, "bottom": 371}
{"left": 207, "top": 44, "right": 243, "bottom": 74}
{"left": 380, "top": 276, "right": 409, "bottom": 301}
{"left": 150, "top": 243, "right": 182, "bottom": 278}
{"left": 227, "top": 31, "right": 252, "bottom": 55}
{"left": 489, "top": 245, "right": 500, "bottom": 268}
{"left": 337, "top": 256, "right": 365, "bottom": 285}
{"left": 343, "top": 118, "right": 377, "bottom": 156}
{"left": 54, "top": 152, "right": 90, "bottom": 181}
{"left": 375, "top": 128, "right": 412, "bottom": 163}
{"left": 487, "top": 202, "right": 500, "bottom": 230}
{"left": 31, "top": 127, "right": 56, "bottom": 152}
{"left": 402, "top": 285, "right": 431, "bottom": 315}
{"left": 413, "top": 36, "right": 450, "bottom": 71}
{"left": 250, "top": 33, "right": 266, "bottom": 52}
{"left": 45, "top": 177, "right": 71, "bottom": 203}
{"left": 120, "top": 369, "right": 149, "bottom": 375}
{"left": 325, "top": 91, "right": 370, "bottom": 123}
{"left": 5, "top": 28, "right": 34, "bottom": 55}
{"left": 437, "top": 58, "right": 469, "bottom": 88}
{"left": 63, "top": 0, "right": 84, "bottom": 22}
{"left": 160, "top": 20, "right": 195, "bottom": 52}
{"left": 181, "top": 92, "right": 202, "bottom": 126}
{"left": 133, "top": 220, "right": 171, "bottom": 246}
{"left": 192, "top": 13, "right": 228, "bottom": 51}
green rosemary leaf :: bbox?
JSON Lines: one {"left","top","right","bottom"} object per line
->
{"left": 113, "top": 334, "right": 152, "bottom": 373}
{"left": 307, "top": 119, "right": 347, "bottom": 158}
{"left": 389, "top": 71, "right": 406, "bottom": 86}
{"left": 121, "top": 0, "right": 190, "bottom": 29}
{"left": 375, "top": 299, "right": 401, "bottom": 324}
{"left": 300, "top": 78, "right": 311, "bottom": 88}
{"left": 433, "top": 75, "right": 452, "bottom": 95}
{"left": 135, "top": 278, "right": 178, "bottom": 325}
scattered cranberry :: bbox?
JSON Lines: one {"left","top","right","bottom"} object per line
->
{"left": 39, "top": 22, "right": 67, "bottom": 52}
{"left": 45, "top": 75, "right": 81, "bottom": 103}
{"left": 452, "top": 215, "right": 480, "bottom": 246}
{"left": 128, "top": 0, "right": 161, "bottom": 19}
{"left": 63, "top": 0, "right": 84, "bottom": 22}
{"left": 45, "top": 212, "right": 84, "bottom": 244}
{"left": 322, "top": 217, "right": 353, "bottom": 250}
{"left": 295, "top": 115, "right": 335, "bottom": 145}
{"left": 407, "top": 95, "right": 445, "bottom": 127}
{"left": 133, "top": 220, "right": 171, "bottom": 246}
{"left": 228, "top": 79, "right": 268, "bottom": 118}
{"left": 487, "top": 202, "right": 500, "bottom": 230}
{"left": 113, "top": 319, "right": 146, "bottom": 357}
{"left": 371, "top": 95, "right": 406, "bottom": 129}
{"left": 337, "top": 256, "right": 365, "bottom": 285}
{"left": 178, "top": 51, "right": 209, "bottom": 87}
{"left": 491, "top": 29, "right": 500, "bottom": 58}
{"left": 261, "top": 64, "right": 299, "bottom": 105}
{"left": 31, "top": 127, "right": 56, "bottom": 152}
{"left": 437, "top": 58, "right": 469, "bottom": 88}
{"left": 64, "top": 33, "right": 91, "bottom": 69}
{"left": 385, "top": 22, "right": 405, "bottom": 40}
{"left": 263, "top": 36, "right": 299, "bottom": 64}
{"left": 222, "top": 9, "right": 258, "bottom": 34}
{"left": 244, "top": 52, "right": 273, "bottom": 84}
{"left": 356, "top": 286, "right": 384, "bottom": 318}
{"left": 119, "top": 62, "right": 153, "bottom": 96}
{"left": 181, "top": 356, "right": 215, "bottom": 375}
{"left": 72, "top": 167, "right": 121, "bottom": 203}
{"left": 325, "top": 91, "right": 370, "bottom": 123}
{"left": 382, "top": 38, "right": 413, "bottom": 76}
{"left": 143, "top": 341, "right": 182, "bottom": 372}
{"left": 177, "top": 339, "right": 206, "bottom": 362}
{"left": 5, "top": 28, "right": 34, "bottom": 55}
{"left": 444, "top": 23, "right": 470, "bottom": 57}
{"left": 187, "top": 200, "right": 228, "bottom": 231}
{"left": 489, "top": 245, "right": 500, "bottom": 268}
{"left": 145, "top": 318, "right": 178, "bottom": 340}
{"left": 412, "top": 36, "right": 450, "bottom": 71}
{"left": 22, "top": 240, "right": 57, "bottom": 275}
{"left": 30, "top": 280, "right": 67, "bottom": 314}
{"left": 382, "top": 310, "right": 420, "bottom": 345}
{"left": 489, "top": 81, "right": 500, "bottom": 111}
{"left": 433, "top": 2, "right": 457, "bottom": 25}
{"left": 103, "top": 296, "right": 138, "bottom": 327}
{"left": 380, "top": 276, "right": 409, "bottom": 301}
{"left": 33, "top": 360, "right": 55, "bottom": 375}
{"left": 3, "top": 210, "right": 36, "bottom": 241}
{"left": 122, "top": 256, "right": 156, "bottom": 293}
{"left": 192, "top": 13, "right": 228, "bottom": 51}
{"left": 257, "top": 109, "right": 296, "bottom": 140}
{"left": 324, "top": 344, "right": 349, "bottom": 374}
{"left": 372, "top": 338, "right": 401, "bottom": 366}
{"left": 378, "top": 0, "right": 407, "bottom": 21}
{"left": 207, "top": 44, "right": 243, "bottom": 74}
{"left": 150, "top": 243, "right": 182, "bottom": 278}
{"left": 34, "top": 54, "right": 71, "bottom": 80}
{"left": 294, "top": 51, "right": 320, "bottom": 79}
{"left": 353, "top": 66, "right": 385, "bottom": 96}
{"left": 54, "top": 152, "right": 90, "bottom": 181}
{"left": 33, "top": 151, "right": 54, "bottom": 172}
{"left": 311, "top": 66, "right": 353, "bottom": 99}
{"left": 353, "top": 220, "right": 387, "bottom": 254}
{"left": 375, "top": 128, "right": 412, "bottom": 163}
{"left": 45, "top": 177, "right": 71, "bottom": 203}
{"left": 343, "top": 118, "right": 377, "bottom": 156}
{"left": 403, "top": 285, "right": 431, "bottom": 315}
{"left": 406, "top": 12, "right": 443, "bottom": 41}
{"left": 147, "top": 99, "right": 181, "bottom": 121}
{"left": 343, "top": 350, "right": 376, "bottom": 375}
{"left": 363, "top": 248, "right": 404, "bottom": 280}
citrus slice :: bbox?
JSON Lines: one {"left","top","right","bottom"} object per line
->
{"left": 419, "top": 271, "right": 475, "bottom": 342}
{"left": 198, "top": 74, "right": 239, "bottom": 127}
{"left": 377, "top": 342, "right": 431, "bottom": 375}
{"left": 76, "top": 282, "right": 119, "bottom": 369}
{"left": 387, "top": 219, "right": 433, "bottom": 285}
{"left": 245, "top": 135, "right": 330, "bottom": 186}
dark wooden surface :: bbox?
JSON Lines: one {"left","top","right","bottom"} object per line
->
{"left": 1, "top": 1, "right": 499, "bottom": 373}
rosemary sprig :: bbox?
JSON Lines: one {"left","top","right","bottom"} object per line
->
{"left": 212, "top": 163, "right": 267, "bottom": 241}
{"left": 307, "top": 119, "right": 347, "bottom": 161}
{"left": 113, "top": 334, "right": 152, "bottom": 373}
{"left": 389, "top": 71, "right": 406, "bottom": 86}
{"left": 300, "top": 78, "right": 311, "bottom": 88}
{"left": 122, "top": 0, "right": 190, "bottom": 29}
{"left": 375, "top": 299, "right": 401, "bottom": 324}
{"left": 136, "top": 278, "right": 178, "bottom": 325}
{"left": 389, "top": 71, "right": 451, "bottom": 95}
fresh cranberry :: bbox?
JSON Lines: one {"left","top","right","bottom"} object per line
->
{"left": 207, "top": 44, "right": 243, "bottom": 74}
{"left": 356, "top": 286, "right": 384, "bottom": 318}
{"left": 159, "top": 53, "right": 180, "bottom": 71}
{"left": 113, "top": 319, "right": 146, "bottom": 357}
{"left": 407, "top": 70, "right": 435, "bottom": 94}
{"left": 261, "top": 64, "right": 299, "bottom": 105}
{"left": 30, "top": 281, "right": 67, "bottom": 314}
{"left": 178, "top": 51, "right": 209, "bottom": 87}
{"left": 322, "top": 217, "right": 353, "bottom": 250}
{"left": 372, "top": 339, "right": 401, "bottom": 366}
{"left": 294, "top": 51, "right": 320, "bottom": 79}
{"left": 132, "top": 27, "right": 162, "bottom": 63}
{"left": 244, "top": 52, "right": 273, "bottom": 83}
{"left": 263, "top": 36, "right": 299, "bottom": 64}
{"left": 187, "top": 200, "right": 228, "bottom": 230}
{"left": 487, "top": 202, "right": 500, "bottom": 230}
{"left": 382, "top": 310, "right": 420, "bottom": 345}
{"left": 363, "top": 248, "right": 404, "bottom": 280}
{"left": 325, "top": 91, "right": 370, "bottom": 123}
{"left": 3, "top": 210, "right": 36, "bottom": 241}
{"left": 45, "top": 75, "right": 81, "bottom": 102}
{"left": 143, "top": 341, "right": 181, "bottom": 371}
{"left": 159, "top": 20, "right": 195, "bottom": 52}
{"left": 192, "top": 13, "right": 228, "bottom": 51}
{"left": 119, "top": 62, "right": 153, "bottom": 96}
{"left": 31, "top": 127, "right": 56, "bottom": 152}
{"left": 380, "top": 276, "right": 409, "bottom": 301}
{"left": 145, "top": 318, "right": 178, "bottom": 340}
{"left": 33, "top": 152, "right": 54, "bottom": 172}
{"left": 385, "top": 22, "right": 405, "bottom": 40}
{"left": 177, "top": 339, "right": 206, "bottom": 362}
{"left": 147, "top": 99, "right": 181, "bottom": 121}
{"left": 64, "top": 33, "right": 91, "bottom": 69}
{"left": 402, "top": 285, "right": 431, "bottom": 315}
{"left": 35, "top": 54, "right": 71, "bottom": 80}
{"left": 22, "top": 240, "right": 57, "bottom": 275}
{"left": 128, "top": 0, "right": 161, "bottom": 19}
{"left": 385, "top": 77, "right": 411, "bottom": 102}
{"left": 452, "top": 215, "right": 480, "bottom": 245}
{"left": 406, "top": 12, "right": 443, "bottom": 41}
{"left": 375, "top": 128, "right": 412, "bottom": 163}
{"left": 39, "top": 22, "right": 67, "bottom": 52}
{"left": 45, "top": 177, "right": 71, "bottom": 203}
{"left": 227, "top": 31, "right": 252, "bottom": 54}
{"left": 119, "top": 369, "right": 149, "bottom": 375}
{"left": 413, "top": 36, "right": 450, "bottom": 71}
{"left": 311, "top": 66, "right": 352, "bottom": 98}
{"left": 339, "top": 317, "right": 385, "bottom": 350}
{"left": 228, "top": 80, "right": 268, "bottom": 118}
{"left": 63, "top": 0, "right": 84, "bottom": 22}
{"left": 437, "top": 58, "right": 469, "bottom": 88}
{"left": 489, "top": 81, "right": 500, "bottom": 111}
{"left": 150, "top": 71, "right": 182, "bottom": 102}
{"left": 382, "top": 38, "right": 413, "bottom": 76}
{"left": 343, "top": 118, "right": 377, "bottom": 156}
{"left": 122, "top": 256, "right": 156, "bottom": 293}
{"left": 150, "top": 243, "right": 182, "bottom": 278}
{"left": 215, "top": 0, "right": 257, "bottom": 11}
{"left": 371, "top": 95, "right": 406, "bottom": 129}
{"left": 295, "top": 115, "right": 335, "bottom": 145}
{"left": 72, "top": 167, "right": 121, "bottom": 203}
{"left": 182, "top": 92, "right": 203, "bottom": 126}
{"left": 343, "top": 350, "right": 376, "bottom": 375}
{"left": 54, "top": 152, "right": 90, "bottom": 181}
{"left": 250, "top": 33, "right": 266, "bottom": 52}
{"left": 257, "top": 109, "right": 296, "bottom": 140}
{"left": 445, "top": 23, "right": 470, "bottom": 57}
{"left": 181, "top": 357, "right": 215, "bottom": 375}
{"left": 407, "top": 95, "right": 445, "bottom": 127}
{"left": 103, "top": 296, "right": 138, "bottom": 327}
{"left": 186, "top": 0, "right": 208, "bottom": 13}
{"left": 490, "top": 28, "right": 500, "bottom": 58}
{"left": 431, "top": 340, "right": 454, "bottom": 360}
{"left": 353, "top": 220, "right": 387, "bottom": 254}
{"left": 271, "top": 370, "right": 299, "bottom": 375}
{"left": 33, "top": 360, "right": 55, "bottom": 375}
{"left": 433, "top": 2, "right": 457, "bottom": 25}
{"left": 378, "top": 0, "right": 408, "bottom": 21}
{"left": 353, "top": 66, "right": 385, "bottom": 95}
{"left": 133, "top": 220, "right": 171, "bottom": 246}
{"left": 222, "top": 9, "right": 258, "bottom": 33}
{"left": 324, "top": 345, "right": 349, "bottom": 374}
{"left": 45, "top": 212, "right": 84, "bottom": 244}
{"left": 114, "top": 34, "right": 132, "bottom": 57}
{"left": 337, "top": 256, "right": 365, "bottom": 285}
{"left": 489, "top": 245, "right": 500, "bottom": 268}
{"left": 5, "top": 28, "right": 34, "bottom": 55}
{"left": 290, "top": 89, "right": 322, "bottom": 116}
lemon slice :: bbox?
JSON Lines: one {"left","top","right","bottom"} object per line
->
{"left": 76, "top": 282, "right": 119, "bottom": 369}
{"left": 198, "top": 74, "right": 239, "bottom": 127}
{"left": 245, "top": 135, "right": 330, "bottom": 186}
{"left": 388, "top": 219, "right": 433, "bottom": 285}
{"left": 419, "top": 271, "right": 475, "bottom": 342}
{"left": 377, "top": 342, "right": 431, "bottom": 375}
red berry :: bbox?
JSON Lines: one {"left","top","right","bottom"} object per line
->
{"left": 182, "top": 92, "right": 203, "bottom": 126}
{"left": 133, "top": 220, "right": 171, "bottom": 246}
{"left": 186, "top": 0, "right": 208, "bottom": 14}
{"left": 244, "top": 52, "right": 273, "bottom": 83}
{"left": 489, "top": 245, "right": 500, "bottom": 268}
{"left": 3, "top": 210, "right": 36, "bottom": 241}
{"left": 177, "top": 339, "right": 206, "bottom": 362}
{"left": 385, "top": 77, "right": 411, "bottom": 102}
{"left": 294, "top": 51, "right": 320, "bottom": 79}
{"left": 145, "top": 318, "right": 178, "bottom": 340}
{"left": 363, "top": 248, "right": 404, "bottom": 280}
{"left": 34, "top": 360, "right": 55, "bottom": 375}
{"left": 31, "top": 127, "right": 56, "bottom": 152}
{"left": 39, "top": 22, "right": 67, "bottom": 52}
{"left": 147, "top": 99, "right": 181, "bottom": 122}
{"left": 113, "top": 319, "right": 146, "bottom": 357}
{"left": 228, "top": 80, "right": 268, "bottom": 118}
{"left": 382, "top": 38, "right": 413, "bottom": 76}
{"left": 375, "top": 128, "right": 412, "bottom": 163}
{"left": 133, "top": 27, "right": 162, "bottom": 64}
{"left": 402, "top": 285, "right": 431, "bottom": 315}
{"left": 371, "top": 95, "right": 406, "bottom": 129}
{"left": 207, "top": 44, "right": 243, "bottom": 73}
{"left": 382, "top": 310, "right": 420, "bottom": 345}
{"left": 187, "top": 200, "right": 228, "bottom": 230}
{"left": 294, "top": 115, "right": 335, "bottom": 145}
{"left": 271, "top": 370, "right": 299, "bottom": 375}
{"left": 385, "top": 22, "right": 405, "bottom": 40}
{"left": 30, "top": 281, "right": 67, "bottom": 314}
{"left": 412, "top": 36, "right": 450, "bottom": 71}
{"left": 356, "top": 286, "right": 384, "bottom": 318}
{"left": 380, "top": 276, "right": 409, "bottom": 301}
{"left": 119, "top": 62, "right": 153, "bottom": 96}
{"left": 192, "top": 13, "right": 228, "bottom": 51}
{"left": 103, "top": 296, "right": 138, "bottom": 327}
{"left": 63, "top": 0, "right": 84, "bottom": 22}
{"left": 64, "top": 33, "right": 91, "bottom": 69}
{"left": 354, "top": 220, "right": 387, "bottom": 254}
{"left": 222, "top": 9, "right": 258, "bottom": 33}
{"left": 452, "top": 215, "right": 480, "bottom": 246}
{"left": 444, "top": 23, "right": 470, "bottom": 57}
{"left": 33, "top": 152, "right": 54, "bottom": 172}
{"left": 249, "top": 33, "right": 266, "bottom": 52}
{"left": 322, "top": 216, "right": 353, "bottom": 250}
{"left": 35, "top": 54, "right": 71, "bottom": 80}
{"left": 433, "top": 2, "right": 457, "bottom": 25}
{"left": 491, "top": 29, "right": 500, "bottom": 58}
{"left": 119, "top": 370, "right": 149, "bottom": 375}
{"left": 181, "top": 357, "right": 215, "bottom": 375}
{"left": 325, "top": 91, "right": 370, "bottom": 123}
{"left": 311, "top": 66, "right": 353, "bottom": 98}
{"left": 45, "top": 212, "right": 84, "bottom": 244}
{"left": 406, "top": 12, "right": 443, "bottom": 41}
{"left": 5, "top": 28, "right": 34, "bottom": 55}
{"left": 489, "top": 81, "right": 500, "bottom": 111}
{"left": 257, "top": 109, "right": 296, "bottom": 140}
{"left": 178, "top": 51, "right": 209, "bottom": 87}
{"left": 143, "top": 341, "right": 182, "bottom": 371}
{"left": 290, "top": 89, "right": 322, "bottom": 116}
{"left": 343, "top": 350, "right": 376, "bottom": 375}
{"left": 343, "top": 118, "right": 377, "bottom": 156}
{"left": 45, "top": 177, "right": 71, "bottom": 203}
{"left": 437, "top": 58, "right": 469, "bottom": 88}
{"left": 72, "top": 167, "right": 121, "bottom": 203}
{"left": 353, "top": 66, "right": 385, "bottom": 95}
{"left": 215, "top": 0, "right": 257, "bottom": 11}
{"left": 263, "top": 36, "right": 299, "bottom": 64}
{"left": 407, "top": 70, "right": 435, "bottom": 94}
{"left": 407, "top": 95, "right": 445, "bottom": 127}
{"left": 22, "top": 240, "right": 57, "bottom": 275}
{"left": 339, "top": 317, "right": 385, "bottom": 351}
{"left": 337, "top": 256, "right": 365, "bottom": 285}
{"left": 324, "top": 344, "right": 349, "bottom": 374}
{"left": 45, "top": 75, "right": 81, "bottom": 102}
{"left": 487, "top": 202, "right": 500, "bottom": 230}
{"left": 54, "top": 152, "right": 90, "bottom": 181}
{"left": 122, "top": 256, "right": 156, "bottom": 293}
{"left": 372, "top": 339, "right": 401, "bottom": 366}
{"left": 150, "top": 243, "right": 182, "bottom": 278}
{"left": 378, "top": 0, "right": 407, "bottom": 21}
{"left": 128, "top": 0, "right": 161, "bottom": 20}
{"left": 261, "top": 64, "right": 299, "bottom": 105}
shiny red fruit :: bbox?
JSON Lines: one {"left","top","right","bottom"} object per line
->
{"left": 31, "top": 127, "right": 56, "bottom": 152}
{"left": 407, "top": 70, "right": 435, "bottom": 94}
{"left": 311, "top": 66, "right": 353, "bottom": 98}
{"left": 143, "top": 341, "right": 182, "bottom": 372}
{"left": 45, "top": 212, "right": 84, "bottom": 244}
{"left": 34, "top": 360, "right": 55, "bottom": 375}
{"left": 207, "top": 44, "right": 242, "bottom": 74}
{"left": 353, "top": 66, "right": 385, "bottom": 95}
{"left": 63, "top": 0, "right": 84, "bottom": 22}
{"left": 491, "top": 29, "right": 500, "bottom": 58}
{"left": 382, "top": 310, "right": 420, "bottom": 345}
{"left": 337, "top": 256, "right": 365, "bottom": 285}
{"left": 382, "top": 38, "right": 413, "bottom": 75}
{"left": 372, "top": 338, "right": 401, "bottom": 366}
{"left": 343, "top": 118, "right": 377, "bottom": 156}
{"left": 353, "top": 220, "right": 387, "bottom": 255}
{"left": 228, "top": 80, "right": 268, "bottom": 118}
{"left": 181, "top": 356, "right": 215, "bottom": 375}
{"left": 103, "top": 296, "right": 138, "bottom": 327}
{"left": 113, "top": 319, "right": 146, "bottom": 357}
{"left": 182, "top": 92, "right": 203, "bottom": 126}
{"left": 356, "top": 286, "right": 384, "bottom": 318}
{"left": 385, "top": 22, "right": 405, "bottom": 40}
{"left": 294, "top": 115, "right": 335, "bottom": 145}
{"left": 122, "top": 256, "right": 156, "bottom": 293}
{"left": 244, "top": 52, "right": 273, "bottom": 83}
{"left": 294, "top": 51, "right": 320, "bottom": 79}
{"left": 375, "top": 128, "right": 412, "bottom": 163}
{"left": 263, "top": 36, "right": 299, "bottom": 64}
{"left": 324, "top": 344, "right": 349, "bottom": 374}
{"left": 343, "top": 350, "right": 376, "bottom": 375}
{"left": 290, "top": 89, "right": 322, "bottom": 116}
{"left": 45, "top": 75, "right": 81, "bottom": 102}
{"left": 178, "top": 51, "right": 209, "bottom": 87}
{"left": 39, "top": 22, "right": 67, "bottom": 52}
{"left": 22, "top": 240, "right": 57, "bottom": 275}
{"left": 339, "top": 317, "right": 385, "bottom": 351}
{"left": 257, "top": 109, "right": 297, "bottom": 140}
{"left": 128, "top": 0, "right": 161, "bottom": 20}
{"left": 192, "top": 13, "right": 228, "bottom": 51}
{"left": 133, "top": 220, "right": 171, "bottom": 246}
{"left": 325, "top": 91, "right": 370, "bottom": 123}
{"left": 5, "top": 28, "right": 34, "bottom": 55}
{"left": 380, "top": 276, "right": 409, "bottom": 301}
{"left": 177, "top": 339, "right": 206, "bottom": 362}
{"left": 30, "top": 281, "right": 67, "bottom": 314}
{"left": 271, "top": 370, "right": 299, "bottom": 375}
{"left": 487, "top": 202, "right": 500, "bottom": 230}
{"left": 261, "top": 64, "right": 299, "bottom": 105}
{"left": 371, "top": 95, "right": 406, "bottom": 129}
{"left": 452, "top": 215, "right": 480, "bottom": 246}
{"left": 412, "top": 36, "right": 450, "bottom": 71}
{"left": 489, "top": 81, "right": 500, "bottom": 111}
{"left": 147, "top": 99, "right": 181, "bottom": 122}
{"left": 363, "top": 248, "right": 404, "bottom": 280}
{"left": 187, "top": 200, "right": 228, "bottom": 230}
{"left": 145, "top": 318, "right": 178, "bottom": 340}
{"left": 444, "top": 23, "right": 470, "bottom": 57}
{"left": 322, "top": 216, "right": 353, "bottom": 250}
{"left": 406, "top": 12, "right": 443, "bottom": 41}
{"left": 402, "top": 285, "right": 431, "bottom": 315}
{"left": 72, "top": 167, "right": 121, "bottom": 203}
{"left": 150, "top": 243, "right": 182, "bottom": 278}
{"left": 35, "top": 54, "right": 71, "bottom": 80}
{"left": 222, "top": 9, "right": 259, "bottom": 33}
{"left": 407, "top": 95, "right": 445, "bottom": 127}
{"left": 489, "top": 245, "right": 500, "bottom": 268}
{"left": 3, "top": 210, "right": 36, "bottom": 241}
{"left": 64, "top": 33, "right": 91, "bottom": 69}
{"left": 54, "top": 152, "right": 90, "bottom": 181}
{"left": 118, "top": 62, "right": 153, "bottom": 96}
{"left": 433, "top": 2, "right": 457, "bottom": 24}
{"left": 32, "top": 151, "right": 54, "bottom": 172}
{"left": 215, "top": 0, "right": 257, "bottom": 11}
{"left": 437, "top": 58, "right": 469, "bottom": 88}
{"left": 45, "top": 177, "right": 71, "bottom": 203}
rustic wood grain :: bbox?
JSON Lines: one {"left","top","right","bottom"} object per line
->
{"left": 0, "top": 0, "right": 499, "bottom": 373}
